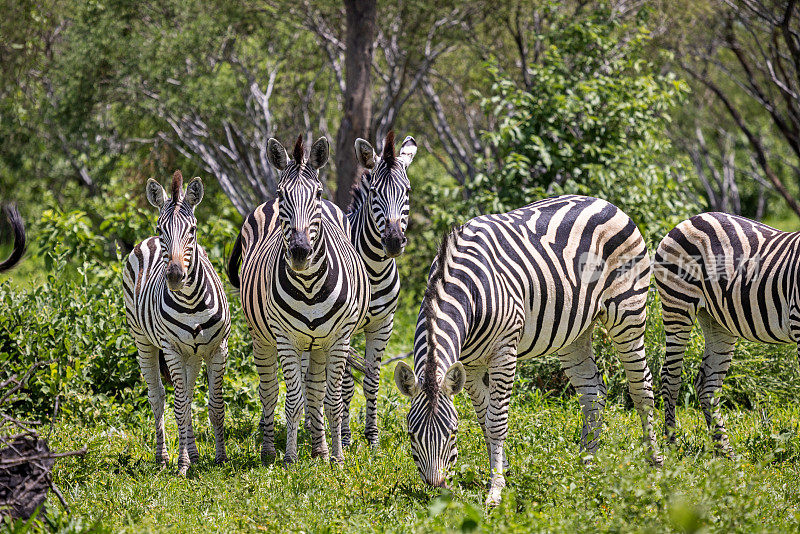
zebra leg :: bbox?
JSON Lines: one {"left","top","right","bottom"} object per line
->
{"left": 163, "top": 348, "right": 194, "bottom": 475}
{"left": 558, "top": 325, "right": 606, "bottom": 458}
{"left": 206, "top": 341, "right": 228, "bottom": 465}
{"left": 660, "top": 301, "right": 695, "bottom": 443}
{"left": 277, "top": 339, "right": 304, "bottom": 465}
{"left": 183, "top": 354, "right": 203, "bottom": 465}
{"left": 465, "top": 366, "right": 509, "bottom": 474}
{"left": 325, "top": 339, "right": 350, "bottom": 465}
{"left": 362, "top": 319, "right": 392, "bottom": 446}
{"left": 253, "top": 339, "right": 279, "bottom": 464}
{"left": 301, "top": 350, "right": 312, "bottom": 433}
{"left": 696, "top": 309, "right": 737, "bottom": 456}
{"left": 485, "top": 350, "right": 516, "bottom": 507}
{"left": 306, "top": 348, "right": 329, "bottom": 460}
{"left": 134, "top": 341, "right": 169, "bottom": 466}
{"left": 340, "top": 365, "right": 355, "bottom": 448}
{"left": 606, "top": 305, "right": 662, "bottom": 466}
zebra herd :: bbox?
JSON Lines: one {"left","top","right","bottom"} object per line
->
{"left": 114, "top": 132, "right": 800, "bottom": 505}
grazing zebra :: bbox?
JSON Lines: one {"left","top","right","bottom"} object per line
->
{"left": 123, "top": 171, "right": 231, "bottom": 475}
{"left": 227, "top": 136, "right": 369, "bottom": 464}
{"left": 654, "top": 212, "right": 800, "bottom": 454}
{"left": 337, "top": 131, "right": 417, "bottom": 447}
{"left": 394, "top": 195, "right": 661, "bottom": 505}
{"left": 0, "top": 204, "right": 26, "bottom": 272}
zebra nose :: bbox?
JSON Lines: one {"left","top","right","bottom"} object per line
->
{"left": 288, "top": 229, "right": 312, "bottom": 269}
{"left": 165, "top": 263, "right": 185, "bottom": 288}
{"left": 382, "top": 221, "right": 406, "bottom": 258}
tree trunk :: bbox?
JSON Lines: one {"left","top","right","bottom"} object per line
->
{"left": 335, "top": 0, "right": 376, "bottom": 209}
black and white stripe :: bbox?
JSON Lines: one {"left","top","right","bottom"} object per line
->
{"left": 228, "top": 136, "right": 369, "bottom": 464}
{"left": 123, "top": 171, "right": 231, "bottom": 475}
{"left": 394, "top": 195, "right": 660, "bottom": 505}
{"left": 335, "top": 132, "right": 416, "bottom": 446}
{"left": 654, "top": 212, "right": 800, "bottom": 453}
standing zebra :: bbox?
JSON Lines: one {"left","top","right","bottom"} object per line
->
{"left": 123, "top": 171, "right": 230, "bottom": 475}
{"left": 655, "top": 213, "right": 800, "bottom": 454}
{"left": 0, "top": 204, "right": 25, "bottom": 272}
{"left": 227, "top": 136, "right": 369, "bottom": 464}
{"left": 337, "top": 132, "right": 416, "bottom": 447}
{"left": 394, "top": 195, "right": 661, "bottom": 505}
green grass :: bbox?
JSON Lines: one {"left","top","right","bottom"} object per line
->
{"left": 24, "top": 368, "right": 800, "bottom": 533}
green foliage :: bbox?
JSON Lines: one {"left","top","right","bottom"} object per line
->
{"left": 470, "top": 5, "right": 700, "bottom": 245}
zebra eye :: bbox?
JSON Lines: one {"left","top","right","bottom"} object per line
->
{"left": 275, "top": 189, "right": 283, "bottom": 200}
{"left": 316, "top": 188, "right": 322, "bottom": 199}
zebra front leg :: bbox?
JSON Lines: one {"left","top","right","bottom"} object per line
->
{"left": 325, "top": 339, "right": 350, "bottom": 465}
{"left": 466, "top": 366, "right": 509, "bottom": 476}
{"left": 559, "top": 326, "right": 606, "bottom": 459}
{"left": 485, "top": 351, "right": 516, "bottom": 507}
{"left": 696, "top": 310, "right": 737, "bottom": 456}
{"left": 277, "top": 338, "right": 304, "bottom": 465}
{"left": 206, "top": 341, "right": 228, "bottom": 465}
{"left": 163, "top": 348, "right": 194, "bottom": 475}
{"left": 135, "top": 341, "right": 169, "bottom": 466}
{"left": 254, "top": 339, "right": 279, "bottom": 464}
{"left": 362, "top": 320, "right": 392, "bottom": 446}
{"left": 307, "top": 348, "right": 329, "bottom": 460}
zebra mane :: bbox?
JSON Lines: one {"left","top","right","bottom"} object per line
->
{"left": 293, "top": 135, "right": 304, "bottom": 163}
{"left": 422, "top": 227, "right": 459, "bottom": 403}
{"left": 382, "top": 131, "right": 395, "bottom": 165}
{"left": 347, "top": 173, "right": 370, "bottom": 215}
{"left": 171, "top": 170, "right": 183, "bottom": 199}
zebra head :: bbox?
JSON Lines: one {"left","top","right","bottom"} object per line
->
{"left": 354, "top": 132, "right": 416, "bottom": 258}
{"left": 394, "top": 358, "right": 465, "bottom": 487}
{"left": 267, "top": 135, "right": 329, "bottom": 272}
{"left": 145, "top": 171, "right": 204, "bottom": 292}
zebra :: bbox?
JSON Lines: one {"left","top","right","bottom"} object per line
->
{"left": 0, "top": 204, "right": 26, "bottom": 272}
{"left": 227, "top": 135, "right": 369, "bottom": 465}
{"left": 336, "top": 131, "right": 416, "bottom": 447}
{"left": 123, "top": 171, "right": 231, "bottom": 475}
{"left": 654, "top": 212, "right": 800, "bottom": 454}
{"left": 394, "top": 195, "right": 661, "bottom": 505}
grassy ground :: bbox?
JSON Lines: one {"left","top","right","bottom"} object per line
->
{"left": 25, "top": 368, "right": 799, "bottom": 533}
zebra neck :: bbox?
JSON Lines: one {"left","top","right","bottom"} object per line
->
{"left": 354, "top": 202, "right": 395, "bottom": 271}
{"left": 418, "top": 292, "right": 471, "bottom": 380}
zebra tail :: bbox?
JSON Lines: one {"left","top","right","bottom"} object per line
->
{"left": 0, "top": 204, "right": 25, "bottom": 272}
{"left": 158, "top": 350, "right": 174, "bottom": 387}
{"left": 347, "top": 347, "right": 367, "bottom": 374}
{"left": 227, "top": 230, "right": 243, "bottom": 289}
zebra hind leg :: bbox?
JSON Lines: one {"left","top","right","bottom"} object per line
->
{"left": 340, "top": 366, "right": 355, "bottom": 448}
{"left": 206, "top": 341, "right": 228, "bottom": 465}
{"left": 696, "top": 309, "right": 737, "bottom": 456}
{"left": 135, "top": 341, "right": 169, "bottom": 467}
{"left": 606, "top": 304, "right": 662, "bottom": 466}
{"left": 660, "top": 301, "right": 695, "bottom": 444}
{"left": 558, "top": 325, "right": 606, "bottom": 460}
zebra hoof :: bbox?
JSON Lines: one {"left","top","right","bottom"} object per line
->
{"left": 485, "top": 488, "right": 503, "bottom": 508}
{"left": 215, "top": 454, "right": 228, "bottom": 465}
{"left": 311, "top": 448, "right": 329, "bottom": 461}
{"left": 261, "top": 450, "right": 276, "bottom": 466}
{"left": 283, "top": 455, "right": 299, "bottom": 468}
{"left": 341, "top": 434, "right": 352, "bottom": 449}
{"left": 330, "top": 455, "right": 344, "bottom": 467}
{"left": 648, "top": 452, "right": 664, "bottom": 467}
{"left": 176, "top": 465, "right": 190, "bottom": 477}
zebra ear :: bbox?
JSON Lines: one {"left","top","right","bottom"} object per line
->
{"left": 267, "top": 138, "right": 288, "bottom": 170}
{"left": 185, "top": 177, "right": 204, "bottom": 207}
{"left": 146, "top": 179, "right": 167, "bottom": 208}
{"left": 397, "top": 136, "right": 417, "bottom": 168}
{"left": 442, "top": 361, "right": 465, "bottom": 397}
{"left": 308, "top": 137, "right": 329, "bottom": 170}
{"left": 354, "top": 138, "right": 376, "bottom": 169}
{"left": 394, "top": 361, "right": 420, "bottom": 397}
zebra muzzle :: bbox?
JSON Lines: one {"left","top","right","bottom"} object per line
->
{"left": 165, "top": 262, "right": 185, "bottom": 290}
{"left": 287, "top": 230, "right": 312, "bottom": 270}
{"left": 381, "top": 221, "right": 407, "bottom": 258}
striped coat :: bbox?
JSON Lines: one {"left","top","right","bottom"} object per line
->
{"left": 123, "top": 171, "right": 230, "bottom": 475}
{"left": 228, "top": 136, "right": 369, "bottom": 464}
{"left": 394, "top": 195, "right": 660, "bottom": 505}
{"left": 654, "top": 212, "right": 800, "bottom": 453}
